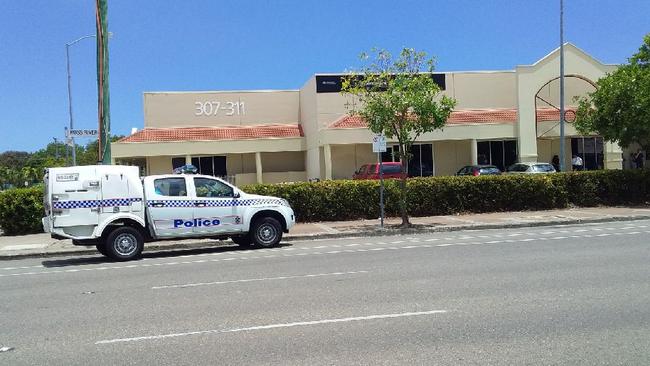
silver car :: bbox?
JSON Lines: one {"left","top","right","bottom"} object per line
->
{"left": 506, "top": 162, "right": 556, "bottom": 174}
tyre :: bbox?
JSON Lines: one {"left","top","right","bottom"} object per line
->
{"left": 103, "top": 226, "right": 144, "bottom": 261}
{"left": 95, "top": 243, "right": 108, "bottom": 256}
{"left": 231, "top": 235, "right": 253, "bottom": 247}
{"left": 250, "top": 217, "right": 283, "bottom": 248}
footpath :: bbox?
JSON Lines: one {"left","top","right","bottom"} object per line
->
{"left": 1, "top": 206, "right": 650, "bottom": 260}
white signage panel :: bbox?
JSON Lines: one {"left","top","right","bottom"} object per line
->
{"left": 372, "top": 134, "right": 387, "bottom": 153}
{"left": 67, "top": 129, "right": 98, "bottom": 137}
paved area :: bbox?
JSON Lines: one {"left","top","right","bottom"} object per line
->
{"left": 1, "top": 206, "right": 650, "bottom": 259}
{"left": 2, "top": 220, "right": 649, "bottom": 364}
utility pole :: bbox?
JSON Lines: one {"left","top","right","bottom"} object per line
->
{"left": 560, "top": 0, "right": 565, "bottom": 172}
{"left": 96, "top": 0, "right": 112, "bottom": 164}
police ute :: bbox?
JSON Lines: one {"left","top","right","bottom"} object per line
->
{"left": 42, "top": 165, "right": 295, "bottom": 261}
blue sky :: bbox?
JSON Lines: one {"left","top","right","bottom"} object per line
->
{"left": 0, "top": 0, "right": 648, "bottom": 152}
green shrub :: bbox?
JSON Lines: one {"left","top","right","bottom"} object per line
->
{"left": 243, "top": 170, "right": 650, "bottom": 222}
{"left": 2, "top": 170, "right": 649, "bottom": 236}
{"left": 0, "top": 186, "right": 44, "bottom": 235}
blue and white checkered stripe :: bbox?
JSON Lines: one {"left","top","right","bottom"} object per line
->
{"left": 146, "top": 198, "right": 282, "bottom": 208}
{"left": 147, "top": 200, "right": 194, "bottom": 208}
{"left": 52, "top": 197, "right": 142, "bottom": 210}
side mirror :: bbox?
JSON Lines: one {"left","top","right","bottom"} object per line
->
{"left": 233, "top": 190, "right": 241, "bottom": 199}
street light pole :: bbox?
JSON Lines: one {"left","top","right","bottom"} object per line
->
{"left": 559, "top": 0, "right": 566, "bottom": 172}
{"left": 66, "top": 34, "right": 97, "bottom": 166}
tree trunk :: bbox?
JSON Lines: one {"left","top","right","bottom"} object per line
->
{"left": 398, "top": 144, "right": 411, "bottom": 228}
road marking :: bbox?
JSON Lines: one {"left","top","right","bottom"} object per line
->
{"left": 3, "top": 226, "right": 648, "bottom": 277}
{"left": 95, "top": 309, "right": 448, "bottom": 345}
{"left": 152, "top": 271, "right": 369, "bottom": 290}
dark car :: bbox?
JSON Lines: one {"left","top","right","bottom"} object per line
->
{"left": 455, "top": 165, "right": 502, "bottom": 176}
{"left": 353, "top": 162, "right": 403, "bottom": 180}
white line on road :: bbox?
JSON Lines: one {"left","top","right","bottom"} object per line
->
{"left": 152, "top": 271, "right": 369, "bottom": 290}
{"left": 95, "top": 309, "right": 448, "bottom": 345}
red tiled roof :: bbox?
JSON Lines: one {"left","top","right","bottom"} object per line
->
{"left": 329, "top": 107, "right": 576, "bottom": 128}
{"left": 118, "top": 124, "right": 303, "bottom": 143}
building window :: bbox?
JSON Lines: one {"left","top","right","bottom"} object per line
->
{"left": 171, "top": 157, "right": 185, "bottom": 170}
{"left": 190, "top": 156, "right": 227, "bottom": 177}
{"left": 477, "top": 140, "right": 518, "bottom": 171}
{"left": 390, "top": 144, "right": 434, "bottom": 177}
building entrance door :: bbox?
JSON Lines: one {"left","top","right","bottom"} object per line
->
{"left": 571, "top": 137, "right": 603, "bottom": 170}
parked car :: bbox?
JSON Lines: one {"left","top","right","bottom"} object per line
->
{"left": 353, "top": 162, "right": 403, "bottom": 180}
{"left": 455, "top": 165, "right": 502, "bottom": 176}
{"left": 505, "top": 162, "right": 556, "bottom": 174}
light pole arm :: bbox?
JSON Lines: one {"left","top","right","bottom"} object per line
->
{"left": 66, "top": 34, "right": 96, "bottom": 47}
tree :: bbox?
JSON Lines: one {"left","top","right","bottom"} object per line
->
{"left": 341, "top": 48, "right": 457, "bottom": 227}
{"left": 575, "top": 34, "right": 650, "bottom": 150}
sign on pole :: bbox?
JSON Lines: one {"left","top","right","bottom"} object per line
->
{"left": 66, "top": 129, "right": 99, "bottom": 137}
{"left": 372, "top": 134, "right": 386, "bottom": 229}
{"left": 372, "top": 134, "right": 387, "bottom": 153}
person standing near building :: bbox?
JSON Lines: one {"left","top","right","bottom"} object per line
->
{"left": 551, "top": 155, "right": 560, "bottom": 172}
{"left": 571, "top": 154, "right": 583, "bottom": 171}
{"left": 633, "top": 149, "right": 644, "bottom": 169}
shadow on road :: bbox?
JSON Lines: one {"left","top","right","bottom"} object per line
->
{"left": 41, "top": 243, "right": 293, "bottom": 268}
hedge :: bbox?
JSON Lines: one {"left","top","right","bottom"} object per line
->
{"left": 242, "top": 170, "right": 650, "bottom": 221}
{"left": 0, "top": 186, "right": 44, "bottom": 236}
{"left": 1, "top": 170, "right": 649, "bottom": 236}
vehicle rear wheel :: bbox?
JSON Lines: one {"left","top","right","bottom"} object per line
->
{"left": 104, "top": 226, "right": 144, "bottom": 261}
{"left": 231, "top": 235, "right": 252, "bottom": 247}
{"left": 251, "top": 217, "right": 282, "bottom": 248}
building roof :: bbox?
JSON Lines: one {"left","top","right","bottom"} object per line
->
{"left": 118, "top": 124, "right": 303, "bottom": 143}
{"left": 329, "top": 107, "right": 575, "bottom": 128}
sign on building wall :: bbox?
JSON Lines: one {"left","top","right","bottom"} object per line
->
{"left": 315, "top": 74, "right": 446, "bottom": 93}
{"left": 194, "top": 101, "right": 246, "bottom": 116}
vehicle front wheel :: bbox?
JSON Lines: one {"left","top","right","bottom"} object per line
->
{"left": 231, "top": 235, "right": 252, "bottom": 247}
{"left": 103, "top": 226, "right": 144, "bottom": 261}
{"left": 251, "top": 217, "right": 283, "bottom": 248}
{"left": 96, "top": 243, "right": 108, "bottom": 256}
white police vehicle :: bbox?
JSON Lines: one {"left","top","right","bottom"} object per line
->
{"left": 42, "top": 165, "right": 295, "bottom": 261}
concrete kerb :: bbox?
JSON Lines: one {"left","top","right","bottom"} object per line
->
{"left": 2, "top": 214, "right": 649, "bottom": 261}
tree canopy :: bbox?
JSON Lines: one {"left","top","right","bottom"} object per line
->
{"left": 575, "top": 34, "right": 650, "bottom": 150}
{"left": 0, "top": 136, "right": 123, "bottom": 189}
{"left": 341, "top": 48, "right": 457, "bottom": 226}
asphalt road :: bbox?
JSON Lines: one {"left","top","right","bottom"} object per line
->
{"left": 1, "top": 220, "right": 649, "bottom": 365}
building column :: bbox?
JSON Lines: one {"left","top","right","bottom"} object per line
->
{"left": 604, "top": 141, "right": 623, "bottom": 170}
{"left": 185, "top": 155, "right": 192, "bottom": 165}
{"left": 470, "top": 139, "right": 478, "bottom": 165}
{"left": 110, "top": 157, "right": 116, "bottom": 165}
{"left": 255, "top": 152, "right": 263, "bottom": 184}
{"left": 324, "top": 144, "right": 332, "bottom": 180}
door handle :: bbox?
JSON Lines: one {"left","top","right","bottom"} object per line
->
{"left": 151, "top": 202, "right": 165, "bottom": 207}
{"left": 194, "top": 202, "right": 206, "bottom": 207}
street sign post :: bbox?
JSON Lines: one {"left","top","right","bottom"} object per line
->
{"left": 373, "top": 134, "right": 387, "bottom": 229}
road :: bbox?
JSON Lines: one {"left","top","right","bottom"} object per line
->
{"left": 1, "top": 220, "right": 649, "bottom": 365}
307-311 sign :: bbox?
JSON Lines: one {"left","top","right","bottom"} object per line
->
{"left": 194, "top": 101, "right": 245, "bottom": 116}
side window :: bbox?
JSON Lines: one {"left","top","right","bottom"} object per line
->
{"left": 153, "top": 178, "right": 187, "bottom": 197}
{"left": 194, "top": 178, "right": 233, "bottom": 198}
{"left": 382, "top": 164, "right": 401, "bottom": 174}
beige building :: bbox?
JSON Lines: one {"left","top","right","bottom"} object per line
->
{"left": 112, "top": 44, "right": 623, "bottom": 183}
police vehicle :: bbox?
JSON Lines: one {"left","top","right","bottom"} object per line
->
{"left": 42, "top": 165, "right": 295, "bottom": 261}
